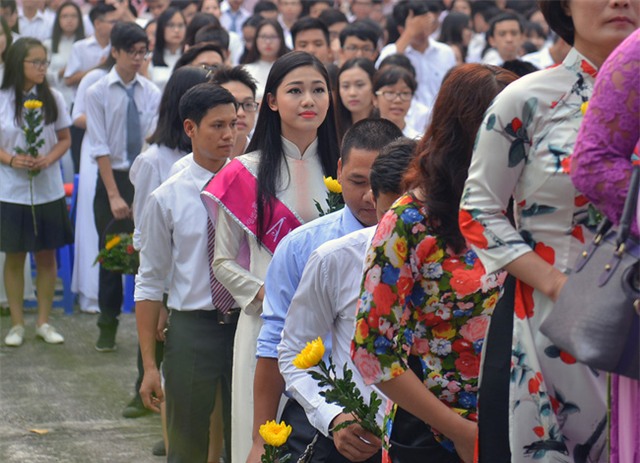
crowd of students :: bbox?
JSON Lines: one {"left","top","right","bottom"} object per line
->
{"left": 0, "top": 1, "right": 638, "bottom": 463}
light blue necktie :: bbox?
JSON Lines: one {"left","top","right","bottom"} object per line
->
{"left": 121, "top": 83, "right": 142, "bottom": 164}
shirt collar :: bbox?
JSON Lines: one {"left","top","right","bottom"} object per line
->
{"left": 340, "top": 205, "right": 364, "bottom": 232}
{"left": 563, "top": 47, "right": 599, "bottom": 79}
{"left": 190, "top": 156, "right": 230, "bottom": 190}
{"left": 106, "top": 66, "right": 142, "bottom": 88}
{"left": 281, "top": 136, "right": 319, "bottom": 161}
{"left": 20, "top": 9, "right": 46, "bottom": 21}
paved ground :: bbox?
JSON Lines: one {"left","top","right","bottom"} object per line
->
{"left": 0, "top": 308, "right": 164, "bottom": 463}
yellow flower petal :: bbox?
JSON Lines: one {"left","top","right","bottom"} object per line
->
{"left": 24, "top": 99, "right": 43, "bottom": 110}
{"left": 259, "top": 420, "right": 292, "bottom": 447}
{"left": 323, "top": 176, "right": 342, "bottom": 194}
{"left": 293, "top": 337, "right": 325, "bottom": 369}
{"left": 580, "top": 101, "right": 589, "bottom": 115}
{"left": 105, "top": 235, "right": 122, "bottom": 251}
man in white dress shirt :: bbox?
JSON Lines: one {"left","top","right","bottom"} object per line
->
{"left": 377, "top": 1, "right": 455, "bottom": 108}
{"left": 136, "top": 84, "right": 238, "bottom": 463}
{"left": 86, "top": 22, "right": 161, "bottom": 352}
{"left": 64, "top": 4, "right": 117, "bottom": 90}
{"left": 277, "top": 138, "right": 418, "bottom": 463}
{"left": 220, "top": 0, "right": 251, "bottom": 34}
{"left": 17, "top": 0, "right": 52, "bottom": 41}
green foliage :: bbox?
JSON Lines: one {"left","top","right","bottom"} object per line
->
{"left": 94, "top": 234, "right": 139, "bottom": 275}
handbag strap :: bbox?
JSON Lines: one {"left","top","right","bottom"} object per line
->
{"left": 615, "top": 164, "right": 640, "bottom": 249}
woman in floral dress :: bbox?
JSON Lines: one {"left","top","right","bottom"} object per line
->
{"left": 351, "top": 63, "right": 516, "bottom": 463}
{"left": 459, "top": 1, "right": 639, "bottom": 461}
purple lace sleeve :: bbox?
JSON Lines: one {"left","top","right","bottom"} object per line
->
{"left": 572, "top": 30, "right": 639, "bottom": 236}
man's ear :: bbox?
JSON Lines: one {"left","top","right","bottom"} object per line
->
{"left": 183, "top": 118, "right": 196, "bottom": 138}
{"left": 337, "top": 157, "right": 343, "bottom": 183}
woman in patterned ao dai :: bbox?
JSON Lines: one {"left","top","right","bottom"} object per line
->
{"left": 459, "top": 1, "right": 639, "bottom": 461}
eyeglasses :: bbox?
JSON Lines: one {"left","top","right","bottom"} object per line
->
{"left": 343, "top": 45, "right": 375, "bottom": 55}
{"left": 24, "top": 59, "right": 50, "bottom": 68}
{"left": 166, "top": 22, "right": 186, "bottom": 30}
{"left": 238, "top": 100, "right": 259, "bottom": 112}
{"left": 257, "top": 34, "right": 280, "bottom": 42}
{"left": 126, "top": 48, "right": 150, "bottom": 59}
{"left": 376, "top": 90, "right": 413, "bottom": 102}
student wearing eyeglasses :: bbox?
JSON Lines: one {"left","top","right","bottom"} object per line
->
{"left": 0, "top": 37, "right": 72, "bottom": 347}
{"left": 372, "top": 65, "right": 422, "bottom": 140}
{"left": 85, "top": 22, "right": 161, "bottom": 353}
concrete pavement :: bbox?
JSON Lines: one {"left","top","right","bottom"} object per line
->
{"left": 0, "top": 308, "right": 163, "bottom": 463}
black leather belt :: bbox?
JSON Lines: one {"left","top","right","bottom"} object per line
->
{"left": 170, "top": 308, "right": 240, "bottom": 325}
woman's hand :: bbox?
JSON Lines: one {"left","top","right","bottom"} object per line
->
{"left": 10, "top": 154, "right": 36, "bottom": 170}
{"left": 32, "top": 154, "right": 54, "bottom": 170}
{"left": 450, "top": 417, "right": 477, "bottom": 463}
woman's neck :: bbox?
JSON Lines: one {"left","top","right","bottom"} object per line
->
{"left": 573, "top": 39, "right": 614, "bottom": 69}
{"left": 166, "top": 44, "right": 181, "bottom": 55}
{"left": 24, "top": 83, "right": 35, "bottom": 93}
{"left": 281, "top": 128, "right": 316, "bottom": 156}
{"left": 260, "top": 56, "right": 276, "bottom": 63}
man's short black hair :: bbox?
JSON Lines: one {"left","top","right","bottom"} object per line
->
{"left": 111, "top": 21, "right": 148, "bottom": 51}
{"left": 370, "top": 137, "right": 417, "bottom": 198}
{"left": 392, "top": 0, "right": 441, "bottom": 29}
{"left": 179, "top": 83, "right": 237, "bottom": 126}
{"left": 89, "top": 3, "right": 117, "bottom": 24}
{"left": 291, "top": 16, "right": 330, "bottom": 46}
{"left": 341, "top": 118, "right": 403, "bottom": 164}
{"left": 487, "top": 12, "right": 524, "bottom": 38}
{"left": 212, "top": 65, "right": 258, "bottom": 98}
{"left": 195, "top": 24, "right": 230, "bottom": 50}
{"left": 254, "top": 0, "right": 278, "bottom": 15}
{"left": 318, "top": 8, "right": 347, "bottom": 28}
{"left": 378, "top": 53, "right": 416, "bottom": 78}
{"left": 339, "top": 21, "right": 378, "bottom": 48}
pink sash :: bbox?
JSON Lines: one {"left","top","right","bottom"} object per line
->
{"left": 201, "top": 158, "right": 303, "bottom": 255}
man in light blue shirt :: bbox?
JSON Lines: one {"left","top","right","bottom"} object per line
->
{"left": 247, "top": 119, "right": 403, "bottom": 462}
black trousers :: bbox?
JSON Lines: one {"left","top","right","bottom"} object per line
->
{"left": 280, "top": 398, "right": 382, "bottom": 463}
{"left": 163, "top": 309, "right": 236, "bottom": 463}
{"left": 93, "top": 170, "right": 134, "bottom": 327}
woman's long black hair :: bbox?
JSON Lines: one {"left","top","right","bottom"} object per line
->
{"left": 241, "top": 18, "right": 289, "bottom": 65}
{"left": 152, "top": 7, "right": 185, "bottom": 66}
{"left": 0, "top": 17, "right": 12, "bottom": 62}
{"left": 246, "top": 51, "right": 339, "bottom": 243}
{"left": 51, "top": 1, "right": 85, "bottom": 54}
{"left": 335, "top": 58, "right": 375, "bottom": 145}
{"left": 147, "top": 66, "right": 212, "bottom": 151}
{"left": 2, "top": 37, "right": 58, "bottom": 125}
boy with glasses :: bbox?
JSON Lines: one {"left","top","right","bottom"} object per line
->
{"left": 85, "top": 21, "right": 161, "bottom": 353}
{"left": 338, "top": 21, "right": 380, "bottom": 66}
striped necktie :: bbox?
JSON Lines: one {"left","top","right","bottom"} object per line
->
{"left": 206, "top": 218, "right": 236, "bottom": 313}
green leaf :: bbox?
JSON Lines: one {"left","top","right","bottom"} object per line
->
{"left": 508, "top": 139, "right": 526, "bottom": 167}
{"left": 486, "top": 113, "right": 496, "bottom": 131}
{"left": 522, "top": 97, "right": 537, "bottom": 127}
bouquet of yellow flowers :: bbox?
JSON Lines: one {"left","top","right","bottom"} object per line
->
{"left": 259, "top": 420, "right": 292, "bottom": 463}
{"left": 15, "top": 99, "right": 45, "bottom": 235}
{"left": 314, "top": 176, "right": 344, "bottom": 216}
{"left": 294, "top": 337, "right": 382, "bottom": 437}
{"left": 94, "top": 233, "right": 139, "bottom": 274}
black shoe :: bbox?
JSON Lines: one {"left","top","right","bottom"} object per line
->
{"left": 151, "top": 439, "right": 166, "bottom": 456}
{"left": 122, "top": 395, "right": 150, "bottom": 418}
{"left": 95, "top": 325, "right": 117, "bottom": 352}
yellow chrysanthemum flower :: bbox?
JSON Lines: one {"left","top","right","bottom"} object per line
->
{"left": 24, "top": 99, "right": 43, "bottom": 110}
{"left": 105, "top": 235, "right": 122, "bottom": 251}
{"left": 580, "top": 101, "right": 589, "bottom": 115}
{"left": 323, "top": 176, "right": 342, "bottom": 194}
{"left": 259, "top": 420, "right": 292, "bottom": 447}
{"left": 293, "top": 337, "right": 325, "bottom": 369}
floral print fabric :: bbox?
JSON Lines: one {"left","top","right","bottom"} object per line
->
{"left": 459, "top": 48, "right": 608, "bottom": 462}
{"left": 351, "top": 194, "right": 504, "bottom": 454}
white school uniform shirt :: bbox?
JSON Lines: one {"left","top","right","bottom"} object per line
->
{"left": 148, "top": 49, "right": 182, "bottom": 91}
{"left": 0, "top": 88, "right": 71, "bottom": 205}
{"left": 278, "top": 227, "right": 386, "bottom": 436}
{"left": 406, "top": 98, "right": 431, "bottom": 135}
{"left": 220, "top": 3, "right": 251, "bottom": 35}
{"left": 135, "top": 155, "right": 228, "bottom": 310}
{"left": 63, "top": 36, "right": 111, "bottom": 85}
{"left": 242, "top": 60, "right": 273, "bottom": 102}
{"left": 86, "top": 67, "right": 161, "bottom": 170}
{"left": 129, "top": 144, "right": 187, "bottom": 250}
{"left": 377, "top": 39, "right": 456, "bottom": 108}
{"left": 522, "top": 47, "right": 554, "bottom": 70}
{"left": 44, "top": 36, "right": 76, "bottom": 108}
{"left": 18, "top": 9, "right": 53, "bottom": 41}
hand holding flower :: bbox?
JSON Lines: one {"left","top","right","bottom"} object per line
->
{"left": 330, "top": 413, "right": 381, "bottom": 461}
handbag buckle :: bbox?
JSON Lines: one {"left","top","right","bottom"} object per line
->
{"left": 634, "top": 299, "right": 640, "bottom": 316}
{"left": 616, "top": 242, "right": 626, "bottom": 257}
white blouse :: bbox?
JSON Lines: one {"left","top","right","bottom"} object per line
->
{"left": 45, "top": 35, "right": 76, "bottom": 108}
{"left": 148, "top": 48, "right": 183, "bottom": 91}
{"left": 0, "top": 88, "right": 71, "bottom": 205}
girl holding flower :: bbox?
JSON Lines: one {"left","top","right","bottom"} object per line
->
{"left": 0, "top": 37, "right": 73, "bottom": 347}
{"left": 351, "top": 64, "right": 516, "bottom": 463}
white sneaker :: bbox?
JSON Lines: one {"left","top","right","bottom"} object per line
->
{"left": 5, "top": 325, "right": 25, "bottom": 347}
{"left": 35, "top": 323, "right": 64, "bottom": 344}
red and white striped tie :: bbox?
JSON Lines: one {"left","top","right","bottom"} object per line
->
{"left": 207, "top": 218, "right": 236, "bottom": 313}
